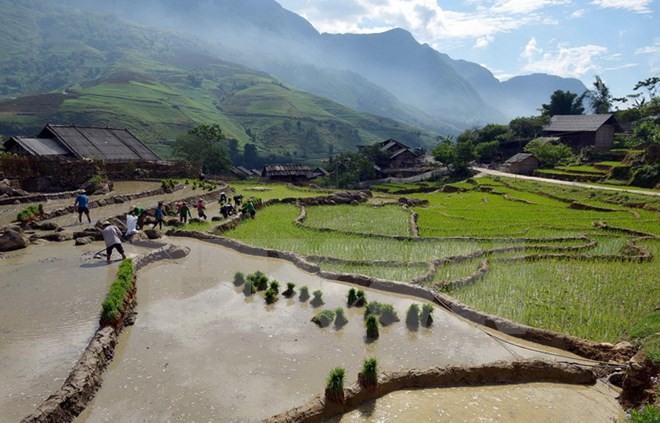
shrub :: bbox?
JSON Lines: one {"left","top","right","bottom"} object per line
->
{"left": 406, "top": 304, "right": 420, "bottom": 329}
{"left": 420, "top": 304, "right": 434, "bottom": 327}
{"left": 325, "top": 368, "right": 345, "bottom": 403}
{"left": 265, "top": 288, "right": 278, "bottom": 304}
{"left": 379, "top": 304, "right": 399, "bottom": 326}
{"left": 312, "top": 309, "right": 336, "bottom": 327}
{"left": 299, "top": 285, "right": 310, "bottom": 301}
{"left": 365, "top": 315, "right": 379, "bottom": 339}
{"left": 243, "top": 280, "right": 255, "bottom": 296}
{"left": 283, "top": 282, "right": 296, "bottom": 297}
{"left": 311, "top": 289, "right": 324, "bottom": 306}
{"left": 233, "top": 272, "right": 245, "bottom": 286}
{"left": 630, "top": 164, "right": 660, "bottom": 188}
{"left": 628, "top": 405, "right": 660, "bottom": 422}
{"left": 334, "top": 307, "right": 348, "bottom": 327}
{"left": 358, "top": 358, "right": 378, "bottom": 389}
{"left": 269, "top": 280, "right": 280, "bottom": 293}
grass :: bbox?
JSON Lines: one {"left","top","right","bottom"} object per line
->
{"left": 303, "top": 204, "right": 411, "bottom": 237}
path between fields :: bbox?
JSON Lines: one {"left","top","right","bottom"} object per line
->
{"left": 473, "top": 167, "right": 660, "bottom": 197}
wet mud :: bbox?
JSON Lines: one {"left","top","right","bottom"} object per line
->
{"left": 76, "top": 238, "right": 620, "bottom": 422}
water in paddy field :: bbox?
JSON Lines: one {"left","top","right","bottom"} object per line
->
{"left": 76, "top": 238, "right": 624, "bottom": 422}
{"left": 332, "top": 381, "right": 624, "bottom": 422}
{"left": 0, "top": 241, "right": 148, "bottom": 421}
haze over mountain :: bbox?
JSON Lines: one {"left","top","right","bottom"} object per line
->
{"left": 54, "top": 0, "right": 587, "bottom": 128}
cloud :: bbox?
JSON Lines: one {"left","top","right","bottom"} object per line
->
{"left": 491, "top": 0, "right": 571, "bottom": 14}
{"left": 569, "top": 9, "right": 586, "bottom": 18}
{"left": 474, "top": 35, "right": 495, "bottom": 48}
{"left": 520, "top": 41, "right": 609, "bottom": 78}
{"left": 590, "top": 0, "right": 653, "bottom": 14}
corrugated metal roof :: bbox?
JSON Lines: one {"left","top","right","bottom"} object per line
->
{"left": 504, "top": 153, "right": 536, "bottom": 164}
{"left": 41, "top": 125, "right": 161, "bottom": 161}
{"left": 10, "top": 137, "right": 71, "bottom": 156}
{"left": 544, "top": 114, "right": 616, "bottom": 132}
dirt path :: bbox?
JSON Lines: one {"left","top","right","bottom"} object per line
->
{"left": 473, "top": 167, "right": 660, "bottom": 197}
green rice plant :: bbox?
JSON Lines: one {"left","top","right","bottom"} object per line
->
{"left": 303, "top": 204, "right": 410, "bottom": 236}
{"left": 264, "top": 288, "right": 278, "bottom": 304}
{"left": 364, "top": 301, "right": 383, "bottom": 319}
{"left": 299, "top": 285, "right": 310, "bottom": 302}
{"left": 420, "top": 304, "right": 434, "bottom": 327}
{"left": 100, "top": 259, "right": 134, "bottom": 324}
{"left": 365, "top": 315, "right": 379, "bottom": 339}
{"left": 355, "top": 289, "right": 367, "bottom": 307}
{"left": 233, "top": 272, "right": 245, "bottom": 286}
{"left": 347, "top": 288, "right": 357, "bottom": 306}
{"left": 334, "top": 307, "right": 348, "bottom": 328}
{"left": 269, "top": 280, "right": 280, "bottom": 293}
{"left": 282, "top": 282, "right": 296, "bottom": 297}
{"left": 406, "top": 304, "right": 420, "bottom": 329}
{"left": 243, "top": 280, "right": 255, "bottom": 296}
{"left": 16, "top": 204, "right": 42, "bottom": 223}
{"left": 325, "top": 367, "right": 346, "bottom": 403}
{"left": 312, "top": 309, "right": 335, "bottom": 327}
{"left": 379, "top": 304, "right": 399, "bottom": 326}
{"left": 630, "top": 309, "right": 660, "bottom": 365}
{"left": 311, "top": 289, "right": 324, "bottom": 306}
{"left": 628, "top": 404, "right": 660, "bottom": 423}
{"left": 358, "top": 358, "right": 378, "bottom": 389}
{"left": 248, "top": 271, "right": 269, "bottom": 291}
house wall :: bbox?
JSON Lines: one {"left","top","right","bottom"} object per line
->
{"left": 508, "top": 159, "right": 538, "bottom": 175}
{"left": 594, "top": 125, "right": 615, "bottom": 151}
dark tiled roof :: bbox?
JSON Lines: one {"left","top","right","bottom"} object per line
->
{"left": 263, "top": 163, "right": 312, "bottom": 177}
{"left": 38, "top": 124, "right": 161, "bottom": 161}
{"left": 7, "top": 136, "right": 71, "bottom": 156}
{"left": 504, "top": 153, "right": 537, "bottom": 164}
{"left": 544, "top": 114, "right": 620, "bottom": 132}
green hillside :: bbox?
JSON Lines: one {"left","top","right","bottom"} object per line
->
{"left": 0, "top": 0, "right": 437, "bottom": 159}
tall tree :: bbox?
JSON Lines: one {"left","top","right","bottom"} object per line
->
{"left": 540, "top": 90, "right": 586, "bottom": 116}
{"left": 588, "top": 75, "right": 612, "bottom": 114}
{"left": 172, "top": 124, "right": 232, "bottom": 174}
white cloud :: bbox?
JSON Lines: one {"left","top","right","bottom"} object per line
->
{"left": 635, "top": 38, "right": 660, "bottom": 55}
{"left": 570, "top": 9, "right": 586, "bottom": 18}
{"left": 491, "top": 0, "right": 571, "bottom": 14}
{"left": 521, "top": 42, "right": 609, "bottom": 78}
{"left": 474, "top": 35, "right": 495, "bottom": 48}
{"left": 590, "top": 0, "right": 653, "bottom": 14}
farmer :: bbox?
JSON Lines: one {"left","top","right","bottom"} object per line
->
{"left": 178, "top": 202, "right": 192, "bottom": 223}
{"left": 153, "top": 201, "right": 165, "bottom": 230}
{"left": 234, "top": 194, "right": 243, "bottom": 206}
{"left": 73, "top": 190, "right": 91, "bottom": 223}
{"left": 219, "top": 192, "right": 227, "bottom": 204}
{"left": 130, "top": 205, "right": 147, "bottom": 229}
{"left": 242, "top": 198, "right": 256, "bottom": 218}
{"left": 101, "top": 221, "right": 126, "bottom": 263}
{"left": 196, "top": 198, "right": 207, "bottom": 220}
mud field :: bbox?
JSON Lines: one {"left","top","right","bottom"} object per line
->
{"left": 75, "top": 238, "right": 622, "bottom": 422}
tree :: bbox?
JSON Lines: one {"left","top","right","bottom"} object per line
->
{"left": 541, "top": 90, "right": 586, "bottom": 116}
{"left": 172, "top": 124, "right": 232, "bottom": 174}
{"left": 475, "top": 124, "right": 510, "bottom": 144}
{"left": 524, "top": 139, "right": 574, "bottom": 168}
{"left": 474, "top": 140, "right": 500, "bottom": 163}
{"left": 242, "top": 143, "right": 260, "bottom": 168}
{"left": 588, "top": 75, "right": 612, "bottom": 114}
{"left": 509, "top": 116, "right": 549, "bottom": 139}
{"left": 432, "top": 138, "right": 474, "bottom": 172}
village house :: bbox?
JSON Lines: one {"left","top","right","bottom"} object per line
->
{"left": 502, "top": 153, "right": 540, "bottom": 175}
{"left": 375, "top": 139, "right": 424, "bottom": 169}
{"left": 3, "top": 124, "right": 162, "bottom": 162}
{"left": 261, "top": 164, "right": 313, "bottom": 183}
{"left": 542, "top": 114, "right": 623, "bottom": 151}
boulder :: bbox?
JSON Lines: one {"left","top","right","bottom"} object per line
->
{"left": 75, "top": 237, "right": 93, "bottom": 246}
{"left": 0, "top": 228, "right": 29, "bottom": 251}
{"left": 41, "top": 232, "right": 74, "bottom": 242}
{"left": 142, "top": 229, "right": 163, "bottom": 240}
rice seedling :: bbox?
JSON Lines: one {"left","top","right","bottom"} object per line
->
{"left": 233, "top": 272, "right": 245, "bottom": 286}
{"left": 365, "top": 315, "right": 379, "bottom": 339}
{"left": 358, "top": 358, "right": 378, "bottom": 389}
{"left": 379, "top": 304, "right": 399, "bottom": 326}
{"left": 269, "top": 280, "right": 280, "bottom": 293}
{"left": 299, "top": 285, "right": 310, "bottom": 302}
{"left": 312, "top": 309, "right": 336, "bottom": 327}
{"left": 420, "top": 304, "right": 434, "bottom": 327}
{"left": 282, "top": 282, "right": 296, "bottom": 297}
{"left": 325, "top": 368, "right": 346, "bottom": 403}
{"left": 264, "top": 288, "right": 278, "bottom": 304}
{"left": 243, "top": 280, "right": 255, "bottom": 296}
{"left": 406, "top": 304, "right": 420, "bottom": 329}
{"left": 334, "top": 308, "right": 348, "bottom": 328}
{"left": 311, "top": 289, "right": 324, "bottom": 306}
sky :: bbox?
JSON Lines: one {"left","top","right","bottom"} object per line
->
{"left": 276, "top": 0, "right": 658, "bottom": 101}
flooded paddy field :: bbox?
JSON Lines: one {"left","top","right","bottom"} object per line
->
{"left": 332, "top": 381, "right": 624, "bottom": 422}
{"left": 0, "top": 241, "right": 147, "bottom": 421}
{"left": 77, "top": 238, "right": 621, "bottom": 422}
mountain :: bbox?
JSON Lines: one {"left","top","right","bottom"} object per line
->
{"left": 0, "top": 0, "right": 438, "bottom": 160}
{"left": 51, "top": 0, "right": 587, "bottom": 127}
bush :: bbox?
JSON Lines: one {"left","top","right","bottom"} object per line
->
{"left": 233, "top": 272, "right": 245, "bottom": 286}
{"left": 283, "top": 282, "right": 296, "bottom": 297}
{"left": 325, "top": 368, "right": 345, "bottom": 403}
{"left": 334, "top": 307, "right": 348, "bottom": 327}
{"left": 524, "top": 138, "right": 574, "bottom": 167}
{"left": 299, "top": 285, "right": 310, "bottom": 301}
{"left": 312, "top": 309, "right": 335, "bottom": 327}
{"left": 628, "top": 405, "right": 660, "bottom": 423}
{"left": 406, "top": 304, "right": 420, "bottom": 329}
{"left": 379, "top": 304, "right": 399, "bottom": 326}
{"left": 365, "top": 315, "right": 379, "bottom": 339}
{"left": 420, "top": 304, "right": 434, "bottom": 327}
{"left": 630, "top": 164, "right": 660, "bottom": 188}
{"left": 359, "top": 358, "right": 378, "bottom": 389}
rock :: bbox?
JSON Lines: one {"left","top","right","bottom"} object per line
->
{"left": 41, "top": 232, "right": 74, "bottom": 242}
{"left": 0, "top": 228, "right": 29, "bottom": 251}
{"left": 38, "top": 222, "right": 60, "bottom": 231}
{"left": 211, "top": 216, "right": 223, "bottom": 222}
{"left": 142, "top": 229, "right": 163, "bottom": 240}
{"left": 75, "top": 237, "right": 93, "bottom": 245}
{"left": 168, "top": 245, "right": 191, "bottom": 259}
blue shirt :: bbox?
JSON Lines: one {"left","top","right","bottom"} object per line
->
{"left": 75, "top": 194, "right": 89, "bottom": 208}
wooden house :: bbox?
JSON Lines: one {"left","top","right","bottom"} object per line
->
{"left": 503, "top": 153, "right": 539, "bottom": 175}
{"left": 262, "top": 164, "right": 312, "bottom": 183}
{"left": 542, "top": 114, "right": 623, "bottom": 151}
{"left": 3, "top": 124, "right": 161, "bottom": 162}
